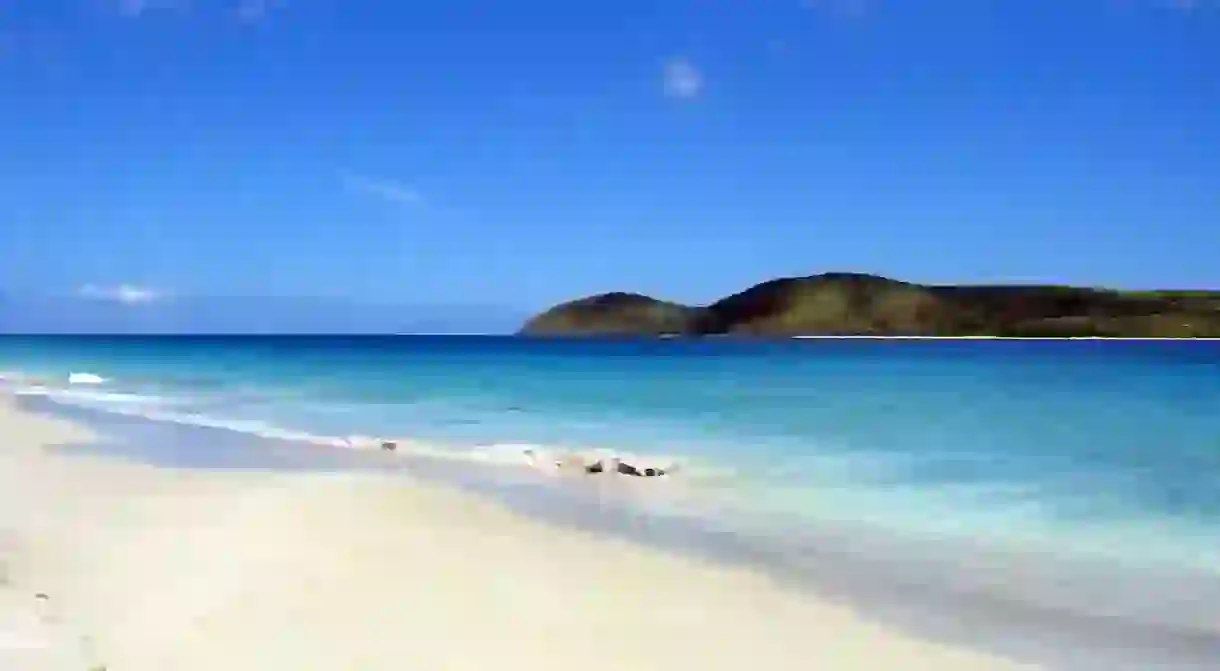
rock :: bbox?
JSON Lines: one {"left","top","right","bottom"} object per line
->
{"left": 583, "top": 459, "right": 667, "bottom": 478}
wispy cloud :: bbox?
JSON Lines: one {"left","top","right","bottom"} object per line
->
{"left": 340, "top": 171, "right": 424, "bottom": 205}
{"left": 78, "top": 284, "right": 165, "bottom": 305}
{"left": 1107, "top": 0, "right": 1219, "bottom": 14}
{"left": 662, "top": 57, "right": 703, "bottom": 100}
{"left": 1164, "top": 0, "right": 1220, "bottom": 12}
{"left": 114, "top": 0, "right": 189, "bottom": 18}
{"left": 236, "top": 0, "right": 285, "bottom": 22}
{"left": 109, "top": 0, "right": 288, "bottom": 20}
{"left": 802, "top": 0, "right": 871, "bottom": 19}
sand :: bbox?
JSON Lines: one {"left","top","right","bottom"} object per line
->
{"left": 0, "top": 394, "right": 1028, "bottom": 670}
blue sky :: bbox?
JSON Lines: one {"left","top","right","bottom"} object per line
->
{"left": 1, "top": 0, "right": 1218, "bottom": 332}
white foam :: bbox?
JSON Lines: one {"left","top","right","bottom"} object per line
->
{"left": 466, "top": 442, "right": 682, "bottom": 478}
{"left": 11, "top": 369, "right": 688, "bottom": 483}
{"left": 473, "top": 443, "right": 556, "bottom": 468}
{"left": 48, "top": 389, "right": 165, "bottom": 407}
{"left": 340, "top": 435, "right": 383, "bottom": 450}
{"left": 67, "top": 372, "right": 105, "bottom": 385}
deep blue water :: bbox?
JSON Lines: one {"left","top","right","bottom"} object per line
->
{"left": 2, "top": 335, "right": 1219, "bottom": 575}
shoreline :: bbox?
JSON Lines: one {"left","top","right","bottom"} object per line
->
{"left": 16, "top": 382, "right": 1220, "bottom": 580}
{"left": 5, "top": 334, "right": 1220, "bottom": 340}
{"left": 0, "top": 393, "right": 1031, "bottom": 671}
{"left": 786, "top": 335, "right": 1220, "bottom": 340}
{"left": 13, "top": 394, "right": 1220, "bottom": 671}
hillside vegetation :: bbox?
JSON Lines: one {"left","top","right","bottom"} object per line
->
{"left": 519, "top": 273, "right": 1220, "bottom": 338}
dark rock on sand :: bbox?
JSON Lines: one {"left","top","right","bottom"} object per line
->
{"left": 584, "top": 460, "right": 668, "bottom": 477}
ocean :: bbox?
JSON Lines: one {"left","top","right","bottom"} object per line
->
{"left": 2, "top": 335, "right": 1219, "bottom": 667}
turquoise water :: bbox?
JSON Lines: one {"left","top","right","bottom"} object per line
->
{"left": 2, "top": 335, "right": 1219, "bottom": 574}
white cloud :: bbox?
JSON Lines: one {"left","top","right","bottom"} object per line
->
{"left": 340, "top": 171, "right": 424, "bottom": 205}
{"left": 662, "top": 58, "right": 703, "bottom": 100}
{"left": 79, "top": 284, "right": 164, "bottom": 305}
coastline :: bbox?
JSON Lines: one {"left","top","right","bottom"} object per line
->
{"left": 0, "top": 393, "right": 1025, "bottom": 671}
{"left": 785, "top": 335, "right": 1220, "bottom": 340}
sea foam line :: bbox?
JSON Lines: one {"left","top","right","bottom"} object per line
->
{"left": 5, "top": 373, "right": 686, "bottom": 480}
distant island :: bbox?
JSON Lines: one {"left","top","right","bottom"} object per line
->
{"left": 519, "top": 273, "right": 1220, "bottom": 338}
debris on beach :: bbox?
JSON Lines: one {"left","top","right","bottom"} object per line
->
{"left": 585, "top": 458, "right": 668, "bottom": 478}
{"left": 523, "top": 448, "right": 673, "bottom": 478}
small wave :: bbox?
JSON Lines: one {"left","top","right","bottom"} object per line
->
{"left": 67, "top": 372, "right": 106, "bottom": 385}
{"left": 10, "top": 366, "right": 694, "bottom": 482}
{"left": 27, "top": 387, "right": 174, "bottom": 411}
{"left": 0, "top": 372, "right": 52, "bottom": 390}
{"left": 32, "top": 386, "right": 694, "bottom": 479}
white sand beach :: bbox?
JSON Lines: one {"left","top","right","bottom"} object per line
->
{"left": 0, "top": 394, "right": 1027, "bottom": 671}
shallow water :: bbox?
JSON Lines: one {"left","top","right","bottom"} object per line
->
{"left": 3, "top": 336, "right": 1218, "bottom": 568}
{"left": 24, "top": 396, "right": 1220, "bottom": 671}
{"left": 3, "top": 335, "right": 1220, "bottom": 667}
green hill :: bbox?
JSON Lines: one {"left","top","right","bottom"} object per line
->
{"left": 519, "top": 292, "right": 702, "bottom": 336}
{"left": 519, "top": 273, "right": 1220, "bottom": 338}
